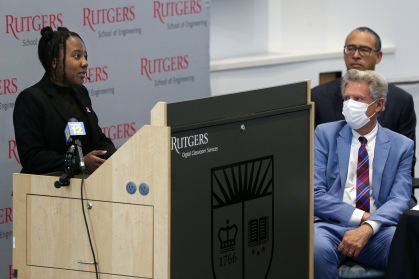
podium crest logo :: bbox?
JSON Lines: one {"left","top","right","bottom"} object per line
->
{"left": 211, "top": 156, "right": 274, "bottom": 279}
{"left": 218, "top": 220, "right": 237, "bottom": 253}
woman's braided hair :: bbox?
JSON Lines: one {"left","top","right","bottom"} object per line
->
{"left": 38, "top": 26, "right": 87, "bottom": 83}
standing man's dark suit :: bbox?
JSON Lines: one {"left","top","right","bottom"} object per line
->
{"left": 13, "top": 74, "right": 116, "bottom": 174}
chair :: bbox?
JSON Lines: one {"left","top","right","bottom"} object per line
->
{"left": 338, "top": 260, "right": 385, "bottom": 279}
{"left": 338, "top": 260, "right": 385, "bottom": 278}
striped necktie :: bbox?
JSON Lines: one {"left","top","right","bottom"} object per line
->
{"left": 356, "top": 136, "right": 370, "bottom": 212}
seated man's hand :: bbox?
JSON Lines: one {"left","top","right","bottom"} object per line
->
{"left": 83, "top": 150, "right": 107, "bottom": 173}
{"left": 337, "top": 223, "right": 374, "bottom": 258}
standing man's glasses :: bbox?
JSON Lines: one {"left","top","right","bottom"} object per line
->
{"left": 344, "top": 45, "right": 378, "bottom": 57}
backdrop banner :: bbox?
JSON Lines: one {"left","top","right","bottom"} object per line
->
{"left": 0, "top": 0, "right": 211, "bottom": 276}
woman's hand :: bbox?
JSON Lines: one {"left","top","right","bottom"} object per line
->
{"left": 83, "top": 150, "right": 107, "bottom": 173}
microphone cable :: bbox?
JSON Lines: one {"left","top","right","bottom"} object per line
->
{"left": 80, "top": 170, "right": 99, "bottom": 279}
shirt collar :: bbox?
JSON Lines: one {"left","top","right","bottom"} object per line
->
{"left": 351, "top": 123, "right": 378, "bottom": 147}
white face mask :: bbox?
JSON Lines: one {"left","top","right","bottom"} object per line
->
{"left": 342, "top": 99, "right": 377, "bottom": 129}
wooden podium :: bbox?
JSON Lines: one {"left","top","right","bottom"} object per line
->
{"left": 13, "top": 81, "right": 314, "bottom": 279}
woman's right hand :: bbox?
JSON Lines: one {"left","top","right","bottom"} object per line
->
{"left": 83, "top": 150, "right": 107, "bottom": 173}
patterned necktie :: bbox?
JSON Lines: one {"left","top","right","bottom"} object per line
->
{"left": 356, "top": 137, "right": 370, "bottom": 212}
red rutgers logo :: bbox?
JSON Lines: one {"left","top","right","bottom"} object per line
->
{"left": 0, "top": 78, "right": 18, "bottom": 95}
{"left": 141, "top": 55, "right": 189, "bottom": 81}
{"left": 10, "top": 265, "right": 14, "bottom": 279}
{"left": 154, "top": 1, "right": 202, "bottom": 24}
{"left": 8, "top": 140, "right": 20, "bottom": 164}
{"left": 101, "top": 122, "right": 136, "bottom": 141}
{"left": 83, "top": 66, "right": 108, "bottom": 84}
{"left": 5, "top": 14, "right": 63, "bottom": 40}
{"left": 83, "top": 7, "right": 135, "bottom": 32}
{"left": 0, "top": 208, "right": 12, "bottom": 224}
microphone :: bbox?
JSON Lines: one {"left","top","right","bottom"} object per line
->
{"left": 55, "top": 118, "right": 87, "bottom": 188}
{"left": 65, "top": 118, "right": 86, "bottom": 171}
{"left": 68, "top": 117, "right": 78, "bottom": 124}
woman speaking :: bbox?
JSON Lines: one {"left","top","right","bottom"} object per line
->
{"left": 13, "top": 26, "right": 116, "bottom": 174}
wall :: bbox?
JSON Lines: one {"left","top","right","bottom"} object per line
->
{"left": 210, "top": 0, "right": 269, "bottom": 60}
{"left": 210, "top": 0, "right": 419, "bottom": 93}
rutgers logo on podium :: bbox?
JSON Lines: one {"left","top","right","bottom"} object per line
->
{"left": 211, "top": 156, "right": 274, "bottom": 279}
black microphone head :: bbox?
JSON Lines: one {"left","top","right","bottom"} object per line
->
{"left": 69, "top": 118, "right": 78, "bottom": 122}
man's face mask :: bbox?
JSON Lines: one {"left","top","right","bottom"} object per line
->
{"left": 342, "top": 99, "right": 377, "bottom": 130}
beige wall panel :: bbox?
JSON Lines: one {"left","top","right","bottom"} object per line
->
{"left": 306, "top": 79, "right": 314, "bottom": 279}
{"left": 29, "top": 265, "right": 149, "bottom": 279}
{"left": 13, "top": 174, "right": 31, "bottom": 278}
{"left": 27, "top": 195, "right": 153, "bottom": 277}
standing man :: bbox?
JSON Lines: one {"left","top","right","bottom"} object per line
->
{"left": 311, "top": 27, "right": 416, "bottom": 174}
{"left": 314, "top": 69, "right": 413, "bottom": 279}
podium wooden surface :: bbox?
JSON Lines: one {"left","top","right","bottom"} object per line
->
{"left": 13, "top": 81, "right": 314, "bottom": 278}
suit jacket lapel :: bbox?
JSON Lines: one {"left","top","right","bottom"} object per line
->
{"left": 337, "top": 123, "right": 352, "bottom": 190}
{"left": 372, "top": 124, "right": 390, "bottom": 204}
{"left": 40, "top": 74, "right": 72, "bottom": 122}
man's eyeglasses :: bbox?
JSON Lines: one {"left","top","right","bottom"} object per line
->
{"left": 344, "top": 45, "right": 378, "bottom": 57}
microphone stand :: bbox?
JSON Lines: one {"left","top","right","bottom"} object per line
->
{"left": 75, "top": 138, "right": 85, "bottom": 172}
{"left": 54, "top": 138, "right": 84, "bottom": 188}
